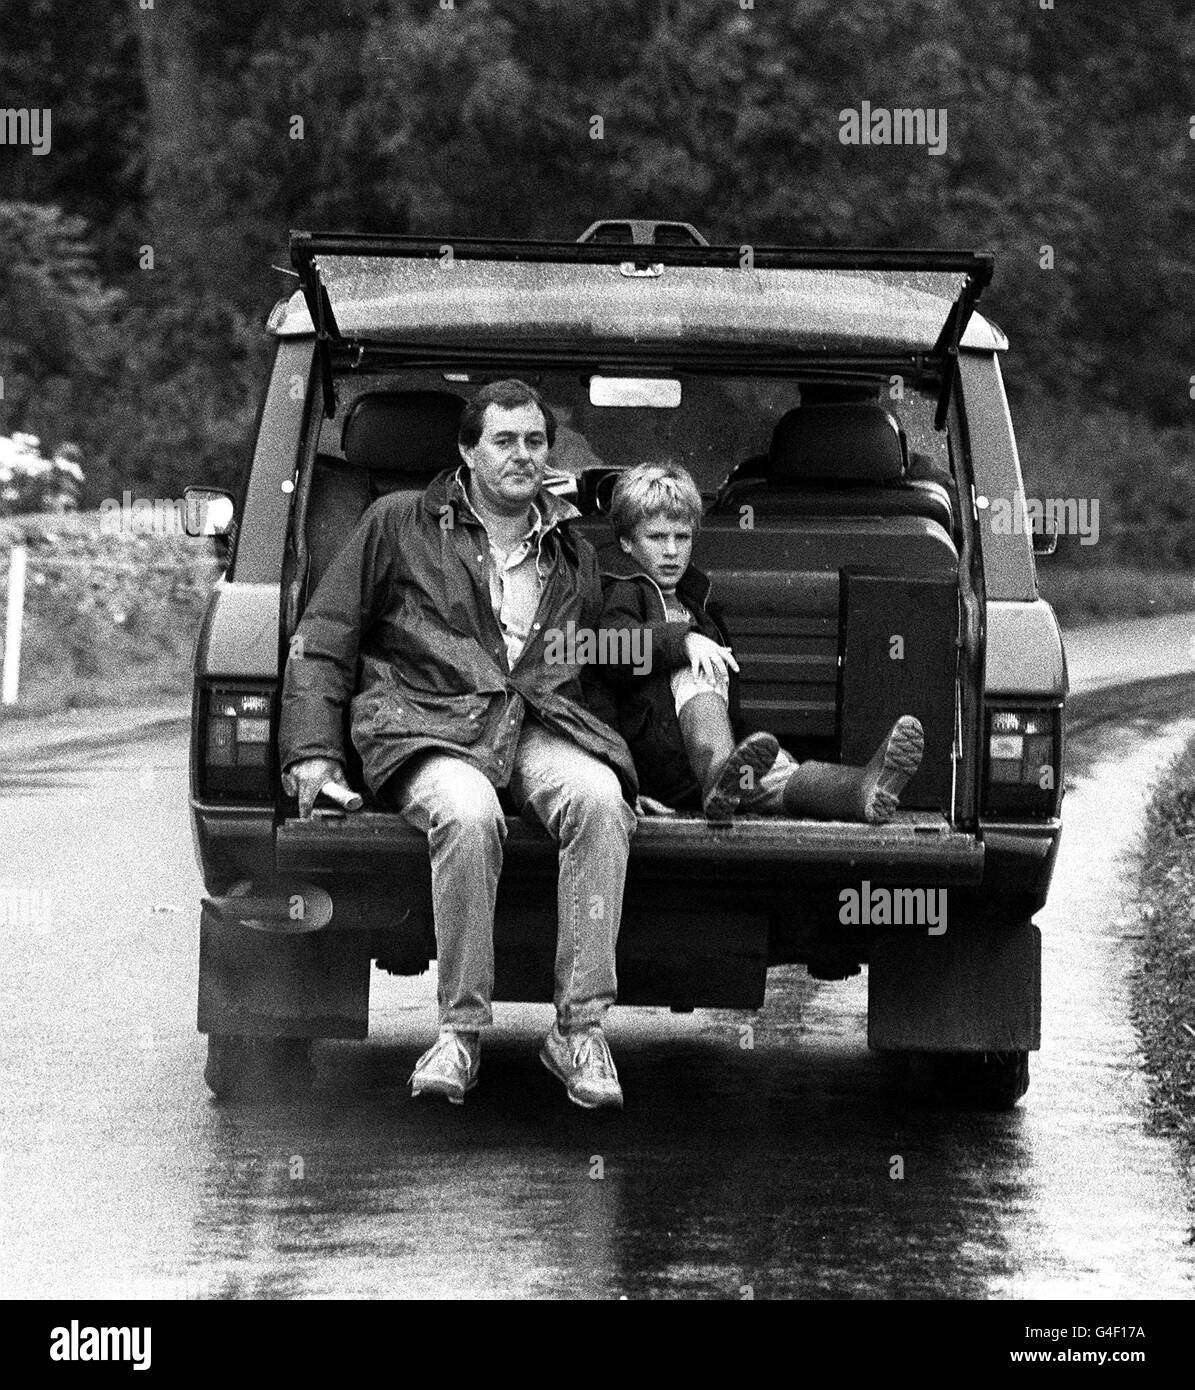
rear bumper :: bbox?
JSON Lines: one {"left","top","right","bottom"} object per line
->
{"left": 189, "top": 803, "right": 1073, "bottom": 905}
{"left": 190, "top": 802, "right": 276, "bottom": 888}
{"left": 978, "top": 818, "right": 1062, "bottom": 912}
{"left": 272, "top": 808, "right": 985, "bottom": 885}
{"left": 191, "top": 802, "right": 1057, "bottom": 1020}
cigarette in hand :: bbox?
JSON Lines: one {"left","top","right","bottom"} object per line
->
{"left": 318, "top": 780, "right": 363, "bottom": 811}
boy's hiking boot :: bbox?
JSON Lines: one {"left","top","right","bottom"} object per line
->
{"left": 678, "top": 691, "right": 781, "bottom": 821}
{"left": 409, "top": 1028, "right": 480, "bottom": 1104}
{"left": 782, "top": 715, "right": 924, "bottom": 823}
{"left": 540, "top": 1022, "right": 624, "bottom": 1109}
{"left": 703, "top": 730, "right": 780, "bottom": 821}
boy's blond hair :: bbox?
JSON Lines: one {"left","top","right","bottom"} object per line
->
{"left": 609, "top": 461, "right": 703, "bottom": 541}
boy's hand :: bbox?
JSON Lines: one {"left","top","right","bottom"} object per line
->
{"left": 683, "top": 631, "right": 739, "bottom": 683}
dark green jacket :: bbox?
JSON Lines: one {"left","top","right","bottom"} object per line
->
{"left": 279, "top": 468, "right": 638, "bottom": 804}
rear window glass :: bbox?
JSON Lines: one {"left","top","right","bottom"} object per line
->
{"left": 318, "top": 368, "right": 952, "bottom": 498}
{"left": 313, "top": 256, "right": 965, "bottom": 354}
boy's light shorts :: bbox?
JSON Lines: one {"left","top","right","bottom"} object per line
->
{"left": 671, "top": 665, "right": 729, "bottom": 714}
{"left": 670, "top": 667, "right": 795, "bottom": 813}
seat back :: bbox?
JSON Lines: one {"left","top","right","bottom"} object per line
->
{"left": 713, "top": 569, "right": 841, "bottom": 740}
{"left": 717, "top": 403, "right": 953, "bottom": 533}
{"left": 304, "top": 390, "right": 464, "bottom": 598}
{"left": 341, "top": 389, "right": 465, "bottom": 482}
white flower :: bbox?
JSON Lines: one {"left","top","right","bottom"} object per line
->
{"left": 0, "top": 433, "right": 85, "bottom": 505}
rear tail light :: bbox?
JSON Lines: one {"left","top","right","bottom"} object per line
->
{"left": 199, "top": 684, "right": 276, "bottom": 798}
{"left": 982, "top": 705, "right": 1062, "bottom": 818}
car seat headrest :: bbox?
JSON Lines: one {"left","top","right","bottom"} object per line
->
{"left": 341, "top": 390, "right": 465, "bottom": 473}
{"left": 769, "top": 404, "right": 907, "bottom": 484}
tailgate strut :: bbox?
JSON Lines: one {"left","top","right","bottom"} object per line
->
{"left": 291, "top": 230, "right": 339, "bottom": 417}
{"left": 931, "top": 256, "right": 994, "bottom": 428}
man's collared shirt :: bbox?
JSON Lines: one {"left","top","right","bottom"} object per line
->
{"left": 477, "top": 500, "right": 548, "bottom": 670}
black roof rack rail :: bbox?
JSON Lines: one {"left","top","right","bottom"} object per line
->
{"left": 291, "top": 229, "right": 993, "bottom": 276}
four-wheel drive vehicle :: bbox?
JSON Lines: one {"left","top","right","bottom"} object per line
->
{"left": 189, "top": 220, "right": 1065, "bottom": 1108}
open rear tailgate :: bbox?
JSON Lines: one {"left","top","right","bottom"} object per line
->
{"left": 289, "top": 229, "right": 993, "bottom": 427}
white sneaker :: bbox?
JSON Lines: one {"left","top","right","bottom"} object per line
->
{"left": 409, "top": 1029, "right": 480, "bottom": 1105}
{"left": 540, "top": 1023, "right": 623, "bottom": 1109}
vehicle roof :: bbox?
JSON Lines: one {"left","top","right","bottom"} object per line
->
{"left": 269, "top": 260, "right": 1008, "bottom": 352}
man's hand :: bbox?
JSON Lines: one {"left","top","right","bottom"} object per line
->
{"left": 683, "top": 631, "right": 739, "bottom": 683}
{"left": 282, "top": 757, "right": 353, "bottom": 819}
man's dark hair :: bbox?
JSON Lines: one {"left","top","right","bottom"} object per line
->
{"left": 458, "top": 378, "right": 557, "bottom": 450}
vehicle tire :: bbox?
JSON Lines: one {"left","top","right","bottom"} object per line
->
{"left": 957, "top": 1050, "right": 1030, "bottom": 1109}
{"left": 902, "top": 1050, "right": 1030, "bottom": 1110}
{"left": 204, "top": 1035, "right": 314, "bottom": 1101}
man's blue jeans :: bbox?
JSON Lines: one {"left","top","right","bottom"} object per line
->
{"left": 388, "top": 720, "right": 636, "bottom": 1032}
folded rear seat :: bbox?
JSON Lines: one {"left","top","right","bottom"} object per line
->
{"left": 699, "top": 405, "right": 960, "bottom": 810}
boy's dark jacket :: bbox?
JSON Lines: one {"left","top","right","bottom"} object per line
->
{"left": 588, "top": 543, "right": 741, "bottom": 808}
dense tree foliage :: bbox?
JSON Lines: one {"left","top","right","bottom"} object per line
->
{"left": 0, "top": 0, "right": 1191, "bottom": 563}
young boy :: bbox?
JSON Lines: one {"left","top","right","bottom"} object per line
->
{"left": 591, "top": 461, "right": 924, "bottom": 822}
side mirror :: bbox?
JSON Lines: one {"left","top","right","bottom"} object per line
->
{"left": 184, "top": 486, "right": 237, "bottom": 567}
{"left": 1031, "top": 522, "right": 1059, "bottom": 557}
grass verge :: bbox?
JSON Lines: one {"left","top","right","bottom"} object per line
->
{"left": 1131, "top": 733, "right": 1195, "bottom": 1149}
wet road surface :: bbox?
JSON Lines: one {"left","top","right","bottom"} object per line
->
{"left": 1, "top": 697, "right": 1193, "bottom": 1299}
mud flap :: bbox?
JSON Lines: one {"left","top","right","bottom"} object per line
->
{"left": 867, "top": 921, "right": 1040, "bottom": 1051}
{"left": 197, "top": 900, "right": 372, "bottom": 1038}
